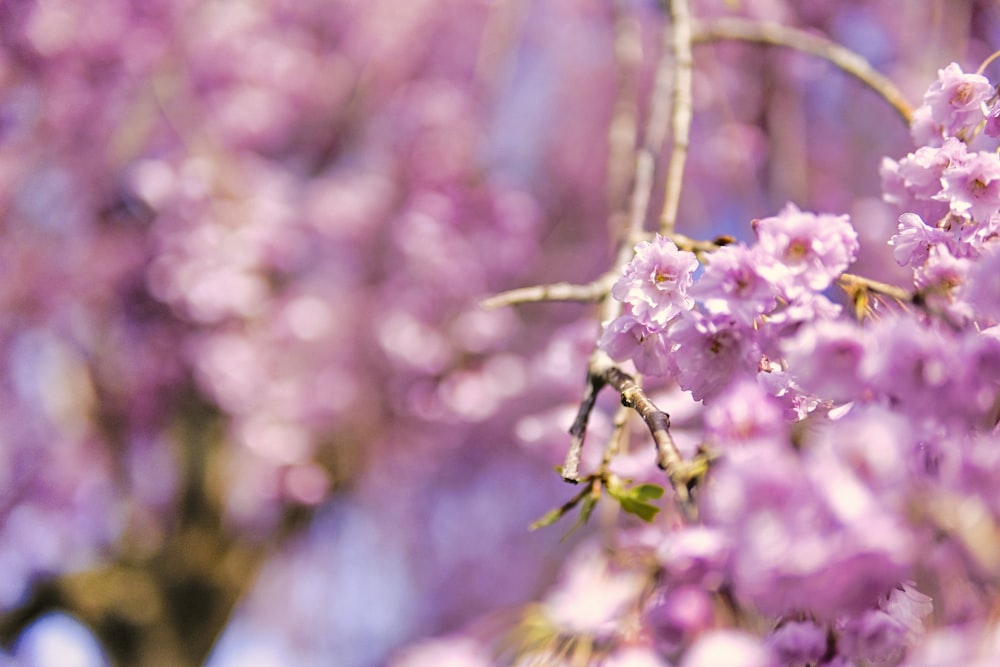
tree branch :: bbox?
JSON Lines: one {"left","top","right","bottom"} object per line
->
{"left": 691, "top": 17, "right": 913, "bottom": 125}
{"left": 480, "top": 272, "right": 618, "bottom": 309}
{"left": 659, "top": 0, "right": 694, "bottom": 237}
{"left": 563, "top": 350, "right": 691, "bottom": 507}
{"left": 837, "top": 272, "right": 914, "bottom": 304}
{"left": 606, "top": 0, "right": 644, "bottom": 240}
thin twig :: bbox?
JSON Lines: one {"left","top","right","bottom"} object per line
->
{"left": 556, "top": 3, "right": 697, "bottom": 507}
{"left": 587, "top": 350, "right": 690, "bottom": 505}
{"left": 659, "top": 0, "right": 695, "bottom": 237}
{"left": 602, "top": 404, "right": 632, "bottom": 468}
{"left": 837, "top": 272, "right": 913, "bottom": 304}
{"left": 479, "top": 233, "right": 730, "bottom": 309}
{"left": 613, "top": 0, "right": 683, "bottom": 259}
{"left": 606, "top": 0, "right": 643, "bottom": 240}
{"left": 691, "top": 17, "right": 913, "bottom": 125}
{"left": 563, "top": 373, "right": 606, "bottom": 483}
{"left": 480, "top": 272, "right": 618, "bottom": 309}
{"left": 977, "top": 48, "right": 1000, "bottom": 76}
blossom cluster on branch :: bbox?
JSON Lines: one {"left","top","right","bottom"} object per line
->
{"left": 429, "top": 31, "right": 1000, "bottom": 667}
{"left": 3, "top": 0, "right": 1000, "bottom": 665}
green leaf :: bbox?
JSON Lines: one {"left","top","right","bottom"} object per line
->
{"left": 560, "top": 494, "right": 599, "bottom": 541}
{"left": 578, "top": 494, "right": 598, "bottom": 524}
{"left": 631, "top": 483, "right": 665, "bottom": 501}
{"left": 617, "top": 497, "right": 661, "bottom": 522}
{"left": 529, "top": 507, "right": 565, "bottom": 531}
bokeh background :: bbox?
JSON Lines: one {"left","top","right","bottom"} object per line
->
{"left": 0, "top": 0, "right": 998, "bottom": 665}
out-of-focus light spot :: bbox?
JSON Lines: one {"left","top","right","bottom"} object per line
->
{"left": 284, "top": 464, "right": 329, "bottom": 505}
{"left": 514, "top": 414, "right": 546, "bottom": 444}
{"left": 194, "top": 333, "right": 266, "bottom": 414}
{"left": 438, "top": 370, "right": 497, "bottom": 421}
{"left": 25, "top": 3, "right": 76, "bottom": 56}
{"left": 15, "top": 613, "right": 109, "bottom": 667}
{"left": 10, "top": 329, "right": 95, "bottom": 437}
{"left": 543, "top": 544, "right": 646, "bottom": 634}
{"left": 240, "top": 416, "right": 311, "bottom": 465}
{"left": 482, "top": 354, "right": 526, "bottom": 398}
{"left": 377, "top": 310, "right": 451, "bottom": 373}
{"left": 449, "top": 308, "right": 513, "bottom": 353}
{"left": 179, "top": 156, "right": 214, "bottom": 199}
{"left": 389, "top": 636, "right": 492, "bottom": 667}
{"left": 128, "top": 159, "right": 175, "bottom": 209}
{"left": 285, "top": 296, "right": 333, "bottom": 341}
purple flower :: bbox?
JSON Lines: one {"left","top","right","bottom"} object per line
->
{"left": 881, "top": 139, "right": 967, "bottom": 224}
{"left": 703, "top": 433, "right": 916, "bottom": 620}
{"left": 690, "top": 244, "right": 778, "bottom": 325}
{"left": 900, "top": 140, "right": 968, "bottom": 195}
{"left": 753, "top": 203, "right": 859, "bottom": 295}
{"left": 645, "top": 585, "right": 716, "bottom": 651}
{"left": 912, "top": 63, "right": 994, "bottom": 143}
{"left": 882, "top": 583, "right": 933, "bottom": 645}
{"left": 889, "top": 213, "right": 949, "bottom": 268}
{"left": 961, "top": 245, "right": 1000, "bottom": 325}
{"left": 914, "top": 242, "right": 971, "bottom": 292}
{"left": 599, "top": 315, "right": 674, "bottom": 376}
{"left": 861, "top": 315, "right": 953, "bottom": 418}
{"left": 985, "top": 101, "right": 1000, "bottom": 138}
{"left": 765, "top": 621, "right": 827, "bottom": 667}
{"left": 703, "top": 379, "right": 788, "bottom": 450}
{"left": 809, "top": 406, "right": 915, "bottom": 498}
{"left": 937, "top": 150, "right": 1000, "bottom": 223}
{"left": 612, "top": 235, "right": 699, "bottom": 329}
{"left": 655, "top": 525, "right": 731, "bottom": 587}
{"left": 669, "top": 311, "right": 760, "bottom": 403}
{"left": 838, "top": 610, "right": 907, "bottom": 665}
{"left": 782, "top": 319, "right": 868, "bottom": 404}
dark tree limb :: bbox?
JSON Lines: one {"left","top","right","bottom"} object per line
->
{"left": 563, "top": 350, "right": 691, "bottom": 507}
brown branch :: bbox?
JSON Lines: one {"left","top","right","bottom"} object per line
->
{"left": 562, "top": 372, "right": 606, "bottom": 483}
{"left": 672, "top": 231, "right": 735, "bottom": 254}
{"left": 591, "top": 352, "right": 688, "bottom": 502}
{"left": 479, "top": 234, "right": 732, "bottom": 309}
{"left": 563, "top": 350, "right": 691, "bottom": 507}
{"left": 691, "top": 17, "right": 913, "bottom": 125}
{"left": 480, "top": 272, "right": 618, "bottom": 309}
{"left": 556, "top": 3, "right": 701, "bottom": 507}
{"left": 837, "top": 272, "right": 914, "bottom": 304}
{"left": 659, "top": 0, "right": 695, "bottom": 237}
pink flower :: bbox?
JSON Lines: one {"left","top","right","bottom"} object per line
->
{"left": 599, "top": 315, "right": 674, "bottom": 376}
{"left": 960, "top": 244, "right": 1000, "bottom": 325}
{"left": 612, "top": 235, "right": 699, "bottom": 329}
{"left": 703, "top": 379, "right": 787, "bottom": 450}
{"left": 690, "top": 244, "right": 778, "bottom": 325}
{"left": 753, "top": 203, "right": 859, "bottom": 295}
{"left": 782, "top": 319, "right": 868, "bottom": 403}
{"left": 669, "top": 312, "right": 760, "bottom": 403}
{"left": 938, "top": 149, "right": 1000, "bottom": 224}
{"left": 911, "top": 63, "right": 994, "bottom": 143}
{"left": 765, "top": 621, "right": 827, "bottom": 666}
{"left": 889, "top": 213, "right": 949, "bottom": 267}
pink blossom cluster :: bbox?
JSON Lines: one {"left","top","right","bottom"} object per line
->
{"left": 601, "top": 204, "right": 858, "bottom": 402}
{"left": 400, "top": 57, "right": 1000, "bottom": 667}
{"left": 5, "top": 0, "right": 1000, "bottom": 665}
